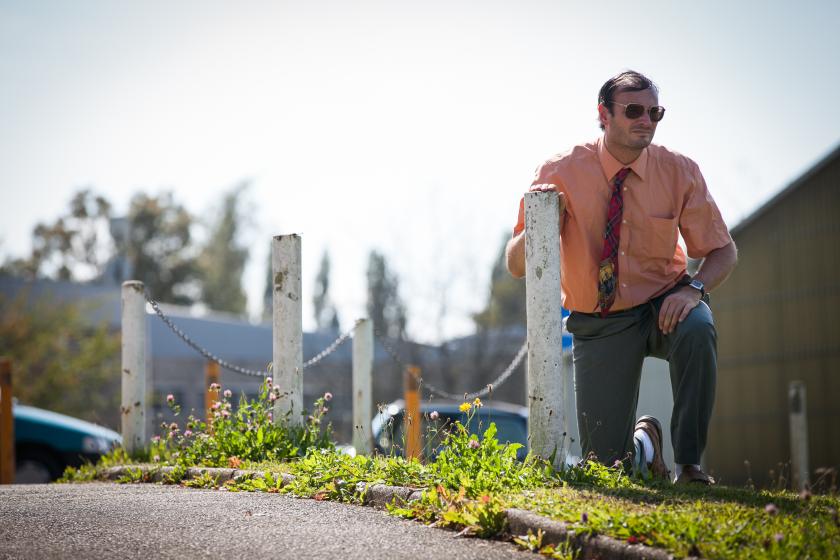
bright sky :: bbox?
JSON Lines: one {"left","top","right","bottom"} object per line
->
{"left": 2, "top": 0, "right": 839, "bottom": 342}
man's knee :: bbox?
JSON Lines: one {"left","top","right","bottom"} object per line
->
{"left": 675, "top": 303, "right": 716, "bottom": 344}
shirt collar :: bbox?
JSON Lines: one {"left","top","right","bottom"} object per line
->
{"left": 597, "top": 136, "right": 648, "bottom": 181}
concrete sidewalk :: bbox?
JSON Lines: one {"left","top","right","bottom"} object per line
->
{"left": 0, "top": 483, "right": 535, "bottom": 560}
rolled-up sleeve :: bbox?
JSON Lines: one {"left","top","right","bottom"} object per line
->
{"left": 513, "top": 196, "right": 526, "bottom": 236}
{"left": 679, "top": 164, "right": 733, "bottom": 258}
{"left": 513, "top": 161, "right": 563, "bottom": 236}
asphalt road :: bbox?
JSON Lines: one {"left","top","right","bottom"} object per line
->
{"left": 0, "top": 483, "right": 536, "bottom": 559}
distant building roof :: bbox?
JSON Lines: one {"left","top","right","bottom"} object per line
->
{"left": 731, "top": 142, "right": 840, "bottom": 237}
{"left": 0, "top": 276, "right": 425, "bottom": 367}
{"left": 0, "top": 276, "right": 121, "bottom": 325}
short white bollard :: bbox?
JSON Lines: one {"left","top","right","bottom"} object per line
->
{"left": 789, "top": 381, "right": 810, "bottom": 491}
{"left": 121, "top": 281, "right": 147, "bottom": 455}
{"left": 272, "top": 235, "right": 303, "bottom": 427}
{"left": 524, "top": 190, "right": 567, "bottom": 468}
{"left": 352, "top": 319, "right": 374, "bottom": 454}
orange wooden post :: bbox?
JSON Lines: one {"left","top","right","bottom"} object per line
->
{"left": 404, "top": 365, "right": 422, "bottom": 460}
{"left": 205, "top": 361, "right": 220, "bottom": 425}
{"left": 0, "top": 358, "right": 15, "bottom": 484}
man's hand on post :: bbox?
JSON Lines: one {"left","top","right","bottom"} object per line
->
{"left": 658, "top": 287, "right": 702, "bottom": 335}
{"left": 530, "top": 184, "right": 565, "bottom": 228}
{"left": 508, "top": 186, "right": 565, "bottom": 279}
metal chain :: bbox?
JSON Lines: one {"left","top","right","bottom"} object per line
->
{"left": 373, "top": 328, "right": 413, "bottom": 372}
{"left": 145, "top": 288, "right": 526, "bottom": 392}
{"left": 145, "top": 293, "right": 267, "bottom": 377}
{"left": 144, "top": 292, "right": 356, "bottom": 376}
{"left": 373, "top": 328, "right": 528, "bottom": 401}
{"left": 424, "top": 341, "right": 527, "bottom": 401}
{"left": 302, "top": 320, "right": 360, "bottom": 369}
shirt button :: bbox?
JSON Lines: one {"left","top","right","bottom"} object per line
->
{"left": 622, "top": 219, "right": 627, "bottom": 224}
{"left": 620, "top": 250, "right": 625, "bottom": 256}
{"left": 621, "top": 283, "right": 627, "bottom": 288}
{"left": 623, "top": 187, "right": 628, "bottom": 191}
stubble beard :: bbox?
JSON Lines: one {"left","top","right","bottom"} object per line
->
{"left": 618, "top": 129, "right": 652, "bottom": 152}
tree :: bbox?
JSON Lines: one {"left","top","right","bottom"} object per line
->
{"left": 0, "top": 252, "right": 34, "bottom": 279}
{"left": 16, "top": 189, "right": 113, "bottom": 281}
{"left": 0, "top": 291, "right": 121, "bottom": 429}
{"left": 197, "top": 183, "right": 250, "bottom": 315}
{"left": 473, "top": 234, "right": 526, "bottom": 330}
{"left": 4, "top": 189, "right": 201, "bottom": 306}
{"left": 126, "top": 191, "right": 200, "bottom": 305}
{"left": 366, "top": 250, "right": 407, "bottom": 339}
{"left": 312, "top": 250, "right": 340, "bottom": 332}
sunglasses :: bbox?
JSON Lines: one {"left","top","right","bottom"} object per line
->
{"left": 611, "top": 101, "right": 666, "bottom": 122}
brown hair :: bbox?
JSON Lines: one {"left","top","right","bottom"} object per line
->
{"left": 597, "top": 70, "right": 659, "bottom": 130}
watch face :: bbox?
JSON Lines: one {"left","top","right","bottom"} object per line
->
{"left": 690, "top": 280, "right": 704, "bottom": 291}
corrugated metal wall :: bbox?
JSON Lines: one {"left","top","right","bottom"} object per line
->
{"left": 707, "top": 148, "right": 840, "bottom": 487}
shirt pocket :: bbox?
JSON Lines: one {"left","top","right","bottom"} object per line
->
{"left": 638, "top": 216, "right": 678, "bottom": 270}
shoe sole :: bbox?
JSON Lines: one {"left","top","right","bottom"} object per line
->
{"left": 636, "top": 414, "right": 663, "bottom": 443}
{"left": 635, "top": 415, "right": 669, "bottom": 479}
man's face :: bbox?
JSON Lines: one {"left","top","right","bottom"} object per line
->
{"left": 599, "top": 88, "right": 659, "bottom": 151}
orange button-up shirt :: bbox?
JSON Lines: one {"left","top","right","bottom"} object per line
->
{"left": 513, "top": 137, "right": 732, "bottom": 313}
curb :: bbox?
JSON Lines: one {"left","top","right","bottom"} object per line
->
{"left": 506, "top": 508, "right": 694, "bottom": 560}
{"left": 355, "top": 482, "right": 423, "bottom": 508}
{"left": 101, "top": 465, "right": 421, "bottom": 508}
{"left": 102, "top": 465, "right": 292, "bottom": 487}
{"left": 98, "top": 465, "right": 691, "bottom": 560}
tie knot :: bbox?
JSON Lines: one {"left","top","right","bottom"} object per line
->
{"left": 615, "top": 167, "right": 631, "bottom": 184}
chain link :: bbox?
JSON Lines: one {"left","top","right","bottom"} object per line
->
{"left": 144, "top": 291, "right": 355, "bottom": 376}
{"left": 373, "top": 328, "right": 527, "bottom": 401}
{"left": 302, "top": 320, "right": 361, "bottom": 369}
{"left": 373, "top": 328, "right": 413, "bottom": 372}
{"left": 145, "top": 293, "right": 267, "bottom": 377}
{"left": 423, "top": 341, "right": 527, "bottom": 401}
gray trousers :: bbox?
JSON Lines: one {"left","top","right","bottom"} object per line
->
{"left": 566, "top": 289, "right": 717, "bottom": 467}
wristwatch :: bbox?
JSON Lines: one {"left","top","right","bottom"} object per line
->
{"left": 688, "top": 278, "right": 705, "bottom": 297}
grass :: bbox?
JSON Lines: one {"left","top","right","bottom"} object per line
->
{"left": 58, "top": 382, "right": 840, "bottom": 559}
{"left": 386, "top": 457, "right": 840, "bottom": 559}
{"left": 502, "top": 483, "right": 839, "bottom": 559}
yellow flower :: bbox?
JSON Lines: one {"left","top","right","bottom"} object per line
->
{"left": 473, "top": 398, "right": 483, "bottom": 408}
{"left": 459, "top": 402, "right": 471, "bottom": 413}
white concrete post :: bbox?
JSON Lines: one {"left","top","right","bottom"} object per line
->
{"left": 272, "top": 235, "right": 303, "bottom": 427}
{"left": 789, "top": 381, "right": 810, "bottom": 490}
{"left": 121, "top": 281, "right": 147, "bottom": 455}
{"left": 352, "top": 319, "right": 374, "bottom": 453}
{"left": 524, "top": 190, "right": 567, "bottom": 468}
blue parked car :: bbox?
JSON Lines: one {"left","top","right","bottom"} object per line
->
{"left": 11, "top": 402, "right": 122, "bottom": 483}
{"left": 372, "top": 399, "right": 530, "bottom": 461}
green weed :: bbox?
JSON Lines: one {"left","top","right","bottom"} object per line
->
{"left": 57, "top": 462, "right": 99, "bottom": 483}
{"left": 428, "top": 400, "right": 554, "bottom": 498}
{"left": 183, "top": 471, "right": 220, "bottom": 489}
{"left": 151, "top": 380, "right": 334, "bottom": 469}
{"left": 227, "top": 471, "right": 285, "bottom": 493}
{"left": 513, "top": 529, "right": 579, "bottom": 560}
{"left": 392, "top": 485, "right": 508, "bottom": 537}
{"left": 116, "top": 467, "right": 149, "bottom": 484}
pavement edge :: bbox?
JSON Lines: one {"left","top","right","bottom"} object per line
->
{"left": 98, "top": 465, "right": 693, "bottom": 560}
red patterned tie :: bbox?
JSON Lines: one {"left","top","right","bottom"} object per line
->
{"left": 598, "top": 167, "right": 631, "bottom": 317}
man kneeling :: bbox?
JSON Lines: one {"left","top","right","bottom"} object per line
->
{"left": 505, "top": 70, "right": 738, "bottom": 484}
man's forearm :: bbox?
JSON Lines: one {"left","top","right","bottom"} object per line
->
{"left": 694, "top": 241, "right": 738, "bottom": 293}
{"left": 506, "top": 189, "right": 565, "bottom": 279}
{"left": 505, "top": 232, "right": 526, "bottom": 278}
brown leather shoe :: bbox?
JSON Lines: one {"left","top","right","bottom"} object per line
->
{"left": 675, "top": 465, "right": 716, "bottom": 485}
{"left": 634, "top": 415, "right": 670, "bottom": 481}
